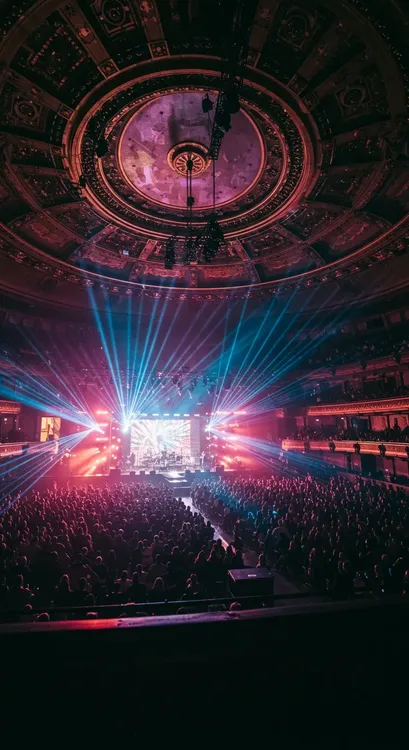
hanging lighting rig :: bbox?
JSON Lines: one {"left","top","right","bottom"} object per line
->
{"left": 207, "top": 0, "right": 253, "bottom": 160}
{"left": 167, "top": 1, "right": 254, "bottom": 268}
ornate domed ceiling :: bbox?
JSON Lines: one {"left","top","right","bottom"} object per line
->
{"left": 0, "top": 0, "right": 409, "bottom": 309}
{"left": 119, "top": 92, "right": 264, "bottom": 208}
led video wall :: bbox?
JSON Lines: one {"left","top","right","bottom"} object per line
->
{"left": 130, "top": 418, "right": 191, "bottom": 462}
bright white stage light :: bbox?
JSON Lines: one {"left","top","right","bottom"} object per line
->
{"left": 122, "top": 420, "right": 130, "bottom": 433}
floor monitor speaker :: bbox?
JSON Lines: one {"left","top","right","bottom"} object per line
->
{"left": 228, "top": 568, "right": 274, "bottom": 598}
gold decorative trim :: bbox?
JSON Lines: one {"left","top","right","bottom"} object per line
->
{"left": 167, "top": 141, "right": 211, "bottom": 177}
{"left": 307, "top": 397, "right": 409, "bottom": 416}
{"left": 0, "top": 400, "right": 21, "bottom": 414}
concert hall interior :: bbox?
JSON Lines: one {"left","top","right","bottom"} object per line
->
{"left": 1, "top": 0, "right": 409, "bottom": 736}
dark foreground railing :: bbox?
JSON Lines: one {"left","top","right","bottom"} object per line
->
{"left": 0, "top": 588, "right": 373, "bottom": 624}
{"left": 2, "top": 597, "right": 408, "bottom": 746}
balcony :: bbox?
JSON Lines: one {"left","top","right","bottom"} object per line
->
{"left": 306, "top": 396, "right": 409, "bottom": 417}
{"left": 282, "top": 439, "right": 409, "bottom": 457}
{"left": 0, "top": 442, "right": 44, "bottom": 458}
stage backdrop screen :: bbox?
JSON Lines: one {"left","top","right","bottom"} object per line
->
{"left": 131, "top": 419, "right": 191, "bottom": 461}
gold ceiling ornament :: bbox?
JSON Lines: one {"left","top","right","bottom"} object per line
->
{"left": 167, "top": 141, "right": 211, "bottom": 177}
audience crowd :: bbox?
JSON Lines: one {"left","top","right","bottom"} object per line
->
{"left": 303, "top": 329, "right": 409, "bottom": 369}
{"left": 192, "top": 474, "right": 409, "bottom": 598}
{"left": 2, "top": 470, "right": 409, "bottom": 623}
{"left": 0, "top": 482, "right": 240, "bottom": 622}
{"left": 300, "top": 382, "right": 409, "bottom": 407}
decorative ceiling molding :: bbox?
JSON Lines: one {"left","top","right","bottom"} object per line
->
{"left": 0, "top": 400, "right": 21, "bottom": 414}
{"left": 247, "top": 0, "right": 280, "bottom": 68}
{"left": 0, "top": 0, "right": 407, "bottom": 304}
{"left": 307, "top": 397, "right": 409, "bottom": 416}
{"left": 135, "top": 0, "right": 169, "bottom": 59}
{"left": 59, "top": 2, "right": 118, "bottom": 77}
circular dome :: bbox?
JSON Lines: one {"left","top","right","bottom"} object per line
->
{"left": 119, "top": 92, "right": 264, "bottom": 209}
{"left": 73, "top": 76, "right": 306, "bottom": 236}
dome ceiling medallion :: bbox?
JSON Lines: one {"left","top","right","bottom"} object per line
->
{"left": 0, "top": 0, "right": 408, "bottom": 304}
{"left": 167, "top": 142, "right": 211, "bottom": 178}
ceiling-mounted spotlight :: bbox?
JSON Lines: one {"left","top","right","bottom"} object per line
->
{"left": 202, "top": 94, "right": 214, "bottom": 113}
{"left": 172, "top": 375, "right": 183, "bottom": 390}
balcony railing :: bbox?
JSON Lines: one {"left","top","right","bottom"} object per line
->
{"left": 302, "top": 351, "right": 409, "bottom": 379}
{"left": 281, "top": 438, "right": 409, "bottom": 458}
{"left": 0, "top": 441, "right": 44, "bottom": 458}
{"left": 306, "top": 396, "right": 409, "bottom": 416}
{"left": 282, "top": 439, "right": 409, "bottom": 457}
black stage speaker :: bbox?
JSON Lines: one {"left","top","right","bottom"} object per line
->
{"left": 149, "top": 470, "right": 156, "bottom": 475}
{"left": 110, "top": 468, "right": 121, "bottom": 478}
{"left": 129, "top": 471, "right": 136, "bottom": 477}
{"left": 228, "top": 568, "right": 274, "bottom": 598}
{"left": 140, "top": 470, "right": 145, "bottom": 476}
{"left": 215, "top": 465, "right": 225, "bottom": 475}
{"left": 195, "top": 469, "right": 201, "bottom": 474}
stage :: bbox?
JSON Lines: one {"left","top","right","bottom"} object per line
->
{"left": 121, "top": 458, "right": 205, "bottom": 474}
{"left": 35, "top": 467, "right": 271, "bottom": 493}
